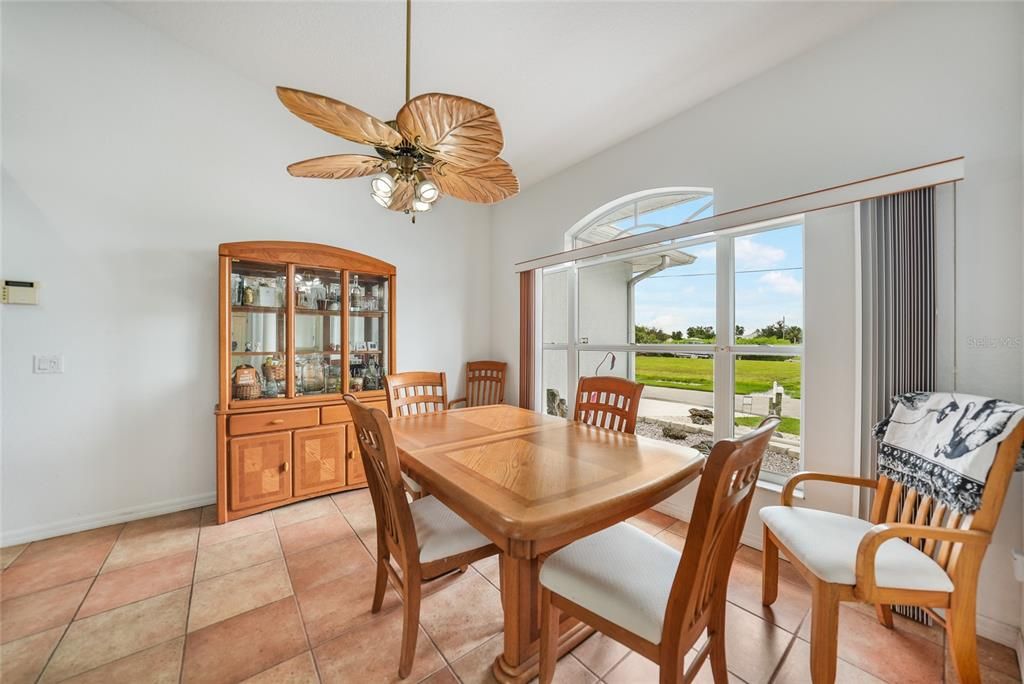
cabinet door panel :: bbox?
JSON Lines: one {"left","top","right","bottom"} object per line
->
{"left": 230, "top": 432, "right": 292, "bottom": 510}
{"left": 346, "top": 423, "right": 367, "bottom": 486}
{"left": 294, "top": 426, "right": 346, "bottom": 496}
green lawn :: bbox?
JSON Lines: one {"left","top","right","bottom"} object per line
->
{"left": 735, "top": 415, "right": 801, "bottom": 435}
{"left": 635, "top": 355, "right": 802, "bottom": 398}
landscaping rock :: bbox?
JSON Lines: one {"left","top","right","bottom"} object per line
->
{"left": 689, "top": 408, "right": 714, "bottom": 425}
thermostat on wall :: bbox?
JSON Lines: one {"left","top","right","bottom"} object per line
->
{"left": 2, "top": 280, "right": 38, "bottom": 305}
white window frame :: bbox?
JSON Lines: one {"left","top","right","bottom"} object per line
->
{"left": 541, "top": 208, "right": 805, "bottom": 484}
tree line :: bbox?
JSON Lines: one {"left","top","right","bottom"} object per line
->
{"left": 635, "top": 319, "right": 802, "bottom": 344}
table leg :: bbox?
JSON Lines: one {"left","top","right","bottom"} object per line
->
{"left": 492, "top": 552, "right": 593, "bottom": 684}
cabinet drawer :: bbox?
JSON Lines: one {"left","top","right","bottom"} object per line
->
{"left": 322, "top": 401, "right": 387, "bottom": 424}
{"left": 230, "top": 408, "right": 319, "bottom": 436}
{"left": 321, "top": 404, "right": 351, "bottom": 425}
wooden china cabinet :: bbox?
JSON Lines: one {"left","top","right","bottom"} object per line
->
{"left": 215, "top": 241, "right": 396, "bottom": 524}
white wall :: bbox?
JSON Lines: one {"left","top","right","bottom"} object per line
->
{"left": 0, "top": 2, "right": 492, "bottom": 543}
{"left": 490, "top": 3, "right": 1023, "bottom": 636}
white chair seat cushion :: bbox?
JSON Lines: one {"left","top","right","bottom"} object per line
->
{"left": 539, "top": 522, "right": 680, "bottom": 644}
{"left": 402, "top": 472, "right": 423, "bottom": 494}
{"left": 759, "top": 506, "right": 953, "bottom": 592}
{"left": 409, "top": 495, "right": 491, "bottom": 564}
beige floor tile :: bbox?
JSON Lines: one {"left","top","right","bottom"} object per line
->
{"left": 419, "top": 570, "right": 504, "bottom": 662}
{"left": 604, "top": 651, "right": 661, "bottom": 684}
{"left": 241, "top": 650, "right": 319, "bottom": 683}
{"left": 273, "top": 496, "right": 339, "bottom": 528}
{"left": 1, "top": 543, "right": 110, "bottom": 600}
{"left": 12, "top": 525, "right": 122, "bottom": 568}
{"left": 775, "top": 638, "right": 884, "bottom": 683}
{"left": 796, "top": 604, "right": 944, "bottom": 683}
{"left": 183, "top": 596, "right": 308, "bottom": 684}
{"left": 102, "top": 510, "right": 201, "bottom": 574}
{"left": 666, "top": 519, "right": 689, "bottom": 537}
{"left": 0, "top": 626, "right": 65, "bottom": 684}
{"left": 719, "top": 603, "right": 794, "bottom": 683}
{"left": 1, "top": 543, "right": 29, "bottom": 569}
{"left": 571, "top": 631, "right": 630, "bottom": 678}
{"left": 653, "top": 529, "right": 686, "bottom": 552}
{"left": 450, "top": 634, "right": 503, "bottom": 684}
{"left": 188, "top": 558, "right": 292, "bottom": 632}
{"left": 78, "top": 549, "right": 195, "bottom": 619}
{"left": 472, "top": 555, "right": 501, "bottom": 589}
{"left": 295, "top": 565, "right": 401, "bottom": 646}
{"left": 61, "top": 636, "right": 184, "bottom": 684}
{"left": 194, "top": 529, "right": 282, "bottom": 582}
{"left": 0, "top": 578, "right": 91, "bottom": 644}
{"left": 418, "top": 666, "right": 459, "bottom": 683}
{"left": 313, "top": 606, "right": 444, "bottom": 684}
{"left": 198, "top": 510, "right": 275, "bottom": 548}
{"left": 726, "top": 556, "right": 810, "bottom": 633}
{"left": 630, "top": 509, "right": 677, "bottom": 535}
{"left": 330, "top": 488, "right": 373, "bottom": 515}
{"left": 285, "top": 535, "right": 373, "bottom": 594}
{"left": 278, "top": 512, "right": 355, "bottom": 556}
{"left": 41, "top": 587, "right": 189, "bottom": 682}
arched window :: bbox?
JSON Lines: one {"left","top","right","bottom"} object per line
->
{"left": 565, "top": 187, "right": 714, "bottom": 250}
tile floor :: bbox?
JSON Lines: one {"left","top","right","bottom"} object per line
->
{"left": 1, "top": 497, "right": 1020, "bottom": 683}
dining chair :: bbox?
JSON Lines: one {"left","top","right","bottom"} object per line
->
{"left": 760, "top": 418, "right": 1024, "bottom": 684}
{"left": 538, "top": 417, "right": 781, "bottom": 684}
{"left": 344, "top": 395, "right": 499, "bottom": 679}
{"left": 384, "top": 371, "right": 448, "bottom": 497}
{"left": 448, "top": 360, "right": 507, "bottom": 409}
{"left": 573, "top": 375, "right": 645, "bottom": 434}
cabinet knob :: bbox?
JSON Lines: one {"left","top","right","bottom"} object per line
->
{"left": 281, "top": 461, "right": 290, "bottom": 472}
{"left": 270, "top": 419, "right": 285, "bottom": 425}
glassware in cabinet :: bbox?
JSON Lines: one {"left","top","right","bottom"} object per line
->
{"left": 347, "top": 272, "right": 389, "bottom": 392}
{"left": 229, "top": 260, "right": 287, "bottom": 400}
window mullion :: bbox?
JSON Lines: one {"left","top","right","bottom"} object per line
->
{"left": 714, "top": 237, "right": 735, "bottom": 442}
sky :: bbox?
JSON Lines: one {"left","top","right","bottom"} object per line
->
{"left": 626, "top": 199, "right": 804, "bottom": 336}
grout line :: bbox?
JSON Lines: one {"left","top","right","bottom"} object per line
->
{"left": 271, "top": 505, "right": 323, "bottom": 684}
{"left": 177, "top": 506, "right": 205, "bottom": 684}
{"left": 33, "top": 520, "right": 130, "bottom": 684}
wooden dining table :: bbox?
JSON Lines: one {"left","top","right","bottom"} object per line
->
{"left": 389, "top": 404, "right": 704, "bottom": 683}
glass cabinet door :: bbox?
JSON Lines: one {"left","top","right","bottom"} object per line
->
{"left": 294, "top": 267, "right": 343, "bottom": 396}
{"left": 347, "top": 272, "right": 389, "bottom": 392}
{"left": 230, "top": 260, "right": 287, "bottom": 401}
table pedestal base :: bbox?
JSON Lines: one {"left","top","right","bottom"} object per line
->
{"left": 492, "top": 621, "right": 593, "bottom": 684}
{"left": 492, "top": 553, "right": 594, "bottom": 684}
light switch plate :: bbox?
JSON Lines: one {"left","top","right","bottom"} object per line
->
{"left": 33, "top": 354, "right": 63, "bottom": 374}
{"left": 1013, "top": 549, "right": 1024, "bottom": 582}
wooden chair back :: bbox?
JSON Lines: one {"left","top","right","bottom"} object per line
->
{"left": 384, "top": 371, "right": 448, "bottom": 417}
{"left": 662, "top": 417, "right": 780, "bottom": 658}
{"left": 573, "top": 376, "right": 645, "bottom": 434}
{"left": 344, "top": 394, "right": 418, "bottom": 569}
{"left": 869, "top": 420, "right": 1024, "bottom": 585}
{"left": 463, "top": 361, "right": 507, "bottom": 407}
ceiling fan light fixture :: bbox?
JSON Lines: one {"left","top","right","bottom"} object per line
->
{"left": 415, "top": 177, "right": 439, "bottom": 203}
{"left": 412, "top": 198, "right": 432, "bottom": 212}
{"left": 370, "top": 189, "right": 393, "bottom": 208}
{"left": 370, "top": 168, "right": 400, "bottom": 197}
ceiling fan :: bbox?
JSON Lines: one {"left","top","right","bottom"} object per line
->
{"left": 276, "top": 0, "right": 519, "bottom": 221}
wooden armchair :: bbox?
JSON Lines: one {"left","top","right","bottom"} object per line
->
{"left": 447, "top": 360, "right": 507, "bottom": 409}
{"left": 344, "top": 395, "right": 499, "bottom": 679}
{"left": 539, "top": 418, "right": 780, "bottom": 684}
{"left": 760, "top": 420, "right": 1024, "bottom": 684}
{"left": 573, "top": 376, "right": 645, "bottom": 434}
{"left": 384, "top": 371, "right": 448, "bottom": 498}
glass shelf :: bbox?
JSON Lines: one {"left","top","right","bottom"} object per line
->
{"left": 230, "top": 261, "right": 287, "bottom": 400}
{"left": 347, "top": 273, "right": 389, "bottom": 392}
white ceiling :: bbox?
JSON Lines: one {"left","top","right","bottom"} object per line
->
{"left": 112, "top": 1, "right": 886, "bottom": 187}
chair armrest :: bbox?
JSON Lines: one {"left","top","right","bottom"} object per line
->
{"left": 781, "top": 471, "right": 879, "bottom": 506}
{"left": 854, "top": 523, "right": 989, "bottom": 592}
{"left": 447, "top": 398, "right": 467, "bottom": 409}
